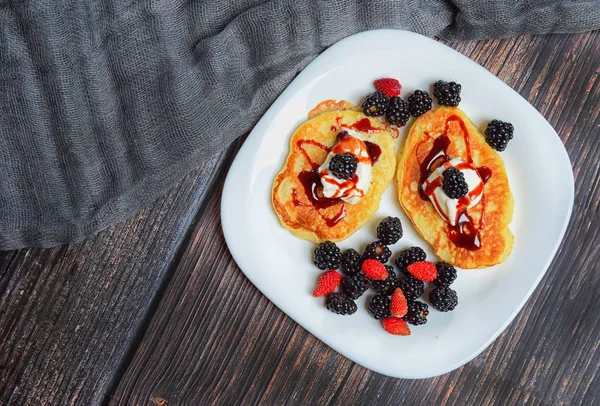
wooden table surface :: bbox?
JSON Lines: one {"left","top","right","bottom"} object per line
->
{"left": 1, "top": 32, "right": 599, "bottom": 406}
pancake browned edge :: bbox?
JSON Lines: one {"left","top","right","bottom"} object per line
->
{"left": 272, "top": 100, "right": 396, "bottom": 243}
{"left": 397, "top": 106, "right": 514, "bottom": 269}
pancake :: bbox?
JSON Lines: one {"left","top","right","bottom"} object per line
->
{"left": 397, "top": 106, "right": 514, "bottom": 268}
{"left": 272, "top": 101, "right": 396, "bottom": 243}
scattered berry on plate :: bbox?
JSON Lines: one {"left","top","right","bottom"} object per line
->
{"left": 364, "top": 241, "right": 392, "bottom": 263}
{"left": 382, "top": 317, "right": 411, "bottom": 336}
{"left": 405, "top": 300, "right": 429, "bottom": 325}
{"left": 314, "top": 241, "right": 342, "bottom": 270}
{"left": 312, "top": 270, "right": 342, "bottom": 297}
{"left": 407, "top": 90, "right": 432, "bottom": 117}
{"left": 406, "top": 261, "right": 437, "bottom": 282}
{"left": 341, "top": 273, "right": 370, "bottom": 300}
{"left": 371, "top": 265, "right": 397, "bottom": 295}
{"left": 329, "top": 153, "right": 358, "bottom": 179}
{"left": 429, "top": 286, "right": 458, "bottom": 312}
{"left": 442, "top": 166, "right": 469, "bottom": 199}
{"left": 434, "top": 262, "right": 457, "bottom": 287}
{"left": 362, "top": 259, "right": 388, "bottom": 280}
{"left": 377, "top": 216, "right": 403, "bottom": 245}
{"left": 390, "top": 288, "right": 408, "bottom": 318}
{"left": 395, "top": 246, "right": 427, "bottom": 270}
{"left": 433, "top": 80, "right": 462, "bottom": 107}
{"left": 485, "top": 119, "right": 514, "bottom": 151}
{"left": 368, "top": 294, "right": 392, "bottom": 319}
{"left": 397, "top": 275, "right": 425, "bottom": 301}
{"left": 341, "top": 248, "right": 363, "bottom": 275}
{"left": 326, "top": 293, "right": 357, "bottom": 315}
{"left": 374, "top": 78, "right": 402, "bottom": 97}
{"left": 362, "top": 91, "right": 388, "bottom": 117}
{"left": 386, "top": 97, "right": 410, "bottom": 127}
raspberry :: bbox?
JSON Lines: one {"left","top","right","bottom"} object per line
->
{"left": 341, "top": 249, "right": 363, "bottom": 275}
{"left": 371, "top": 265, "right": 397, "bottom": 295}
{"left": 361, "top": 259, "right": 388, "bottom": 280}
{"left": 397, "top": 275, "right": 425, "bottom": 301}
{"left": 329, "top": 153, "right": 358, "bottom": 180}
{"left": 390, "top": 288, "right": 408, "bottom": 318}
{"left": 368, "top": 294, "right": 391, "bottom": 319}
{"left": 433, "top": 80, "right": 461, "bottom": 107}
{"left": 434, "top": 262, "right": 457, "bottom": 287}
{"left": 407, "top": 90, "right": 432, "bottom": 117}
{"left": 363, "top": 241, "right": 392, "bottom": 263}
{"left": 374, "top": 78, "right": 402, "bottom": 97}
{"left": 362, "top": 91, "right": 388, "bottom": 117}
{"left": 442, "top": 166, "right": 468, "bottom": 199}
{"left": 326, "top": 293, "right": 357, "bottom": 315}
{"left": 429, "top": 286, "right": 458, "bottom": 312}
{"left": 406, "top": 261, "right": 437, "bottom": 282}
{"left": 405, "top": 300, "right": 429, "bottom": 325}
{"left": 382, "top": 317, "right": 411, "bottom": 336}
{"left": 313, "top": 241, "right": 342, "bottom": 270}
{"left": 394, "top": 246, "right": 426, "bottom": 270}
{"left": 312, "top": 270, "right": 342, "bottom": 297}
{"left": 485, "top": 119, "right": 514, "bottom": 152}
{"left": 376, "top": 216, "right": 403, "bottom": 245}
{"left": 341, "top": 273, "right": 370, "bottom": 300}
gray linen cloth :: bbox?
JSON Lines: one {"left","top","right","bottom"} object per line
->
{"left": 1, "top": 0, "right": 599, "bottom": 250}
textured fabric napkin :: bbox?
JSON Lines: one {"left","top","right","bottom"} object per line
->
{"left": 1, "top": 0, "right": 599, "bottom": 250}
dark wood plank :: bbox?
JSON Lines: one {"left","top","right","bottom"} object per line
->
{"left": 108, "top": 31, "right": 600, "bottom": 406}
{"left": 0, "top": 149, "right": 236, "bottom": 405}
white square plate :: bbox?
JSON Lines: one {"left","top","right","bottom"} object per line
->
{"left": 221, "top": 30, "right": 574, "bottom": 378}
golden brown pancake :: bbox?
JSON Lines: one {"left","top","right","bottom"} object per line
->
{"left": 272, "top": 101, "right": 396, "bottom": 243}
{"left": 397, "top": 106, "right": 514, "bottom": 268}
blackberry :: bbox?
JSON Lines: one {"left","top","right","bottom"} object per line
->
{"left": 434, "top": 262, "right": 457, "bottom": 287}
{"left": 326, "top": 293, "right": 357, "bottom": 315}
{"left": 362, "top": 91, "right": 388, "bottom": 117}
{"left": 377, "top": 216, "right": 403, "bottom": 245}
{"left": 394, "top": 246, "right": 426, "bottom": 270}
{"left": 485, "top": 120, "right": 514, "bottom": 152}
{"left": 442, "top": 167, "right": 469, "bottom": 199}
{"left": 386, "top": 97, "right": 410, "bottom": 127}
{"left": 364, "top": 241, "right": 392, "bottom": 264}
{"left": 371, "top": 265, "right": 397, "bottom": 295}
{"left": 407, "top": 90, "right": 432, "bottom": 117}
{"left": 314, "top": 241, "right": 342, "bottom": 270}
{"left": 368, "top": 294, "right": 392, "bottom": 319}
{"left": 433, "top": 80, "right": 461, "bottom": 107}
{"left": 404, "top": 300, "right": 429, "bottom": 325}
{"left": 341, "top": 273, "right": 370, "bottom": 300}
{"left": 397, "top": 275, "right": 425, "bottom": 301}
{"left": 329, "top": 153, "right": 358, "bottom": 180}
{"left": 429, "top": 287, "right": 458, "bottom": 312}
{"left": 341, "top": 249, "right": 363, "bottom": 275}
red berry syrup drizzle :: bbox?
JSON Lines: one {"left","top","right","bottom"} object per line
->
{"left": 347, "top": 118, "right": 381, "bottom": 133}
{"left": 332, "top": 116, "right": 381, "bottom": 134}
{"left": 365, "top": 141, "right": 381, "bottom": 164}
{"left": 418, "top": 134, "right": 451, "bottom": 200}
{"left": 296, "top": 139, "right": 329, "bottom": 170}
{"left": 418, "top": 115, "right": 493, "bottom": 250}
{"left": 325, "top": 204, "right": 346, "bottom": 227}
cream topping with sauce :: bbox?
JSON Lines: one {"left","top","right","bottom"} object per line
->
{"left": 319, "top": 129, "right": 372, "bottom": 204}
{"left": 422, "top": 157, "right": 484, "bottom": 225}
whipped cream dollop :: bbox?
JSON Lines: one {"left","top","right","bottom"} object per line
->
{"left": 319, "top": 129, "right": 372, "bottom": 204}
{"left": 422, "top": 157, "right": 484, "bottom": 225}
